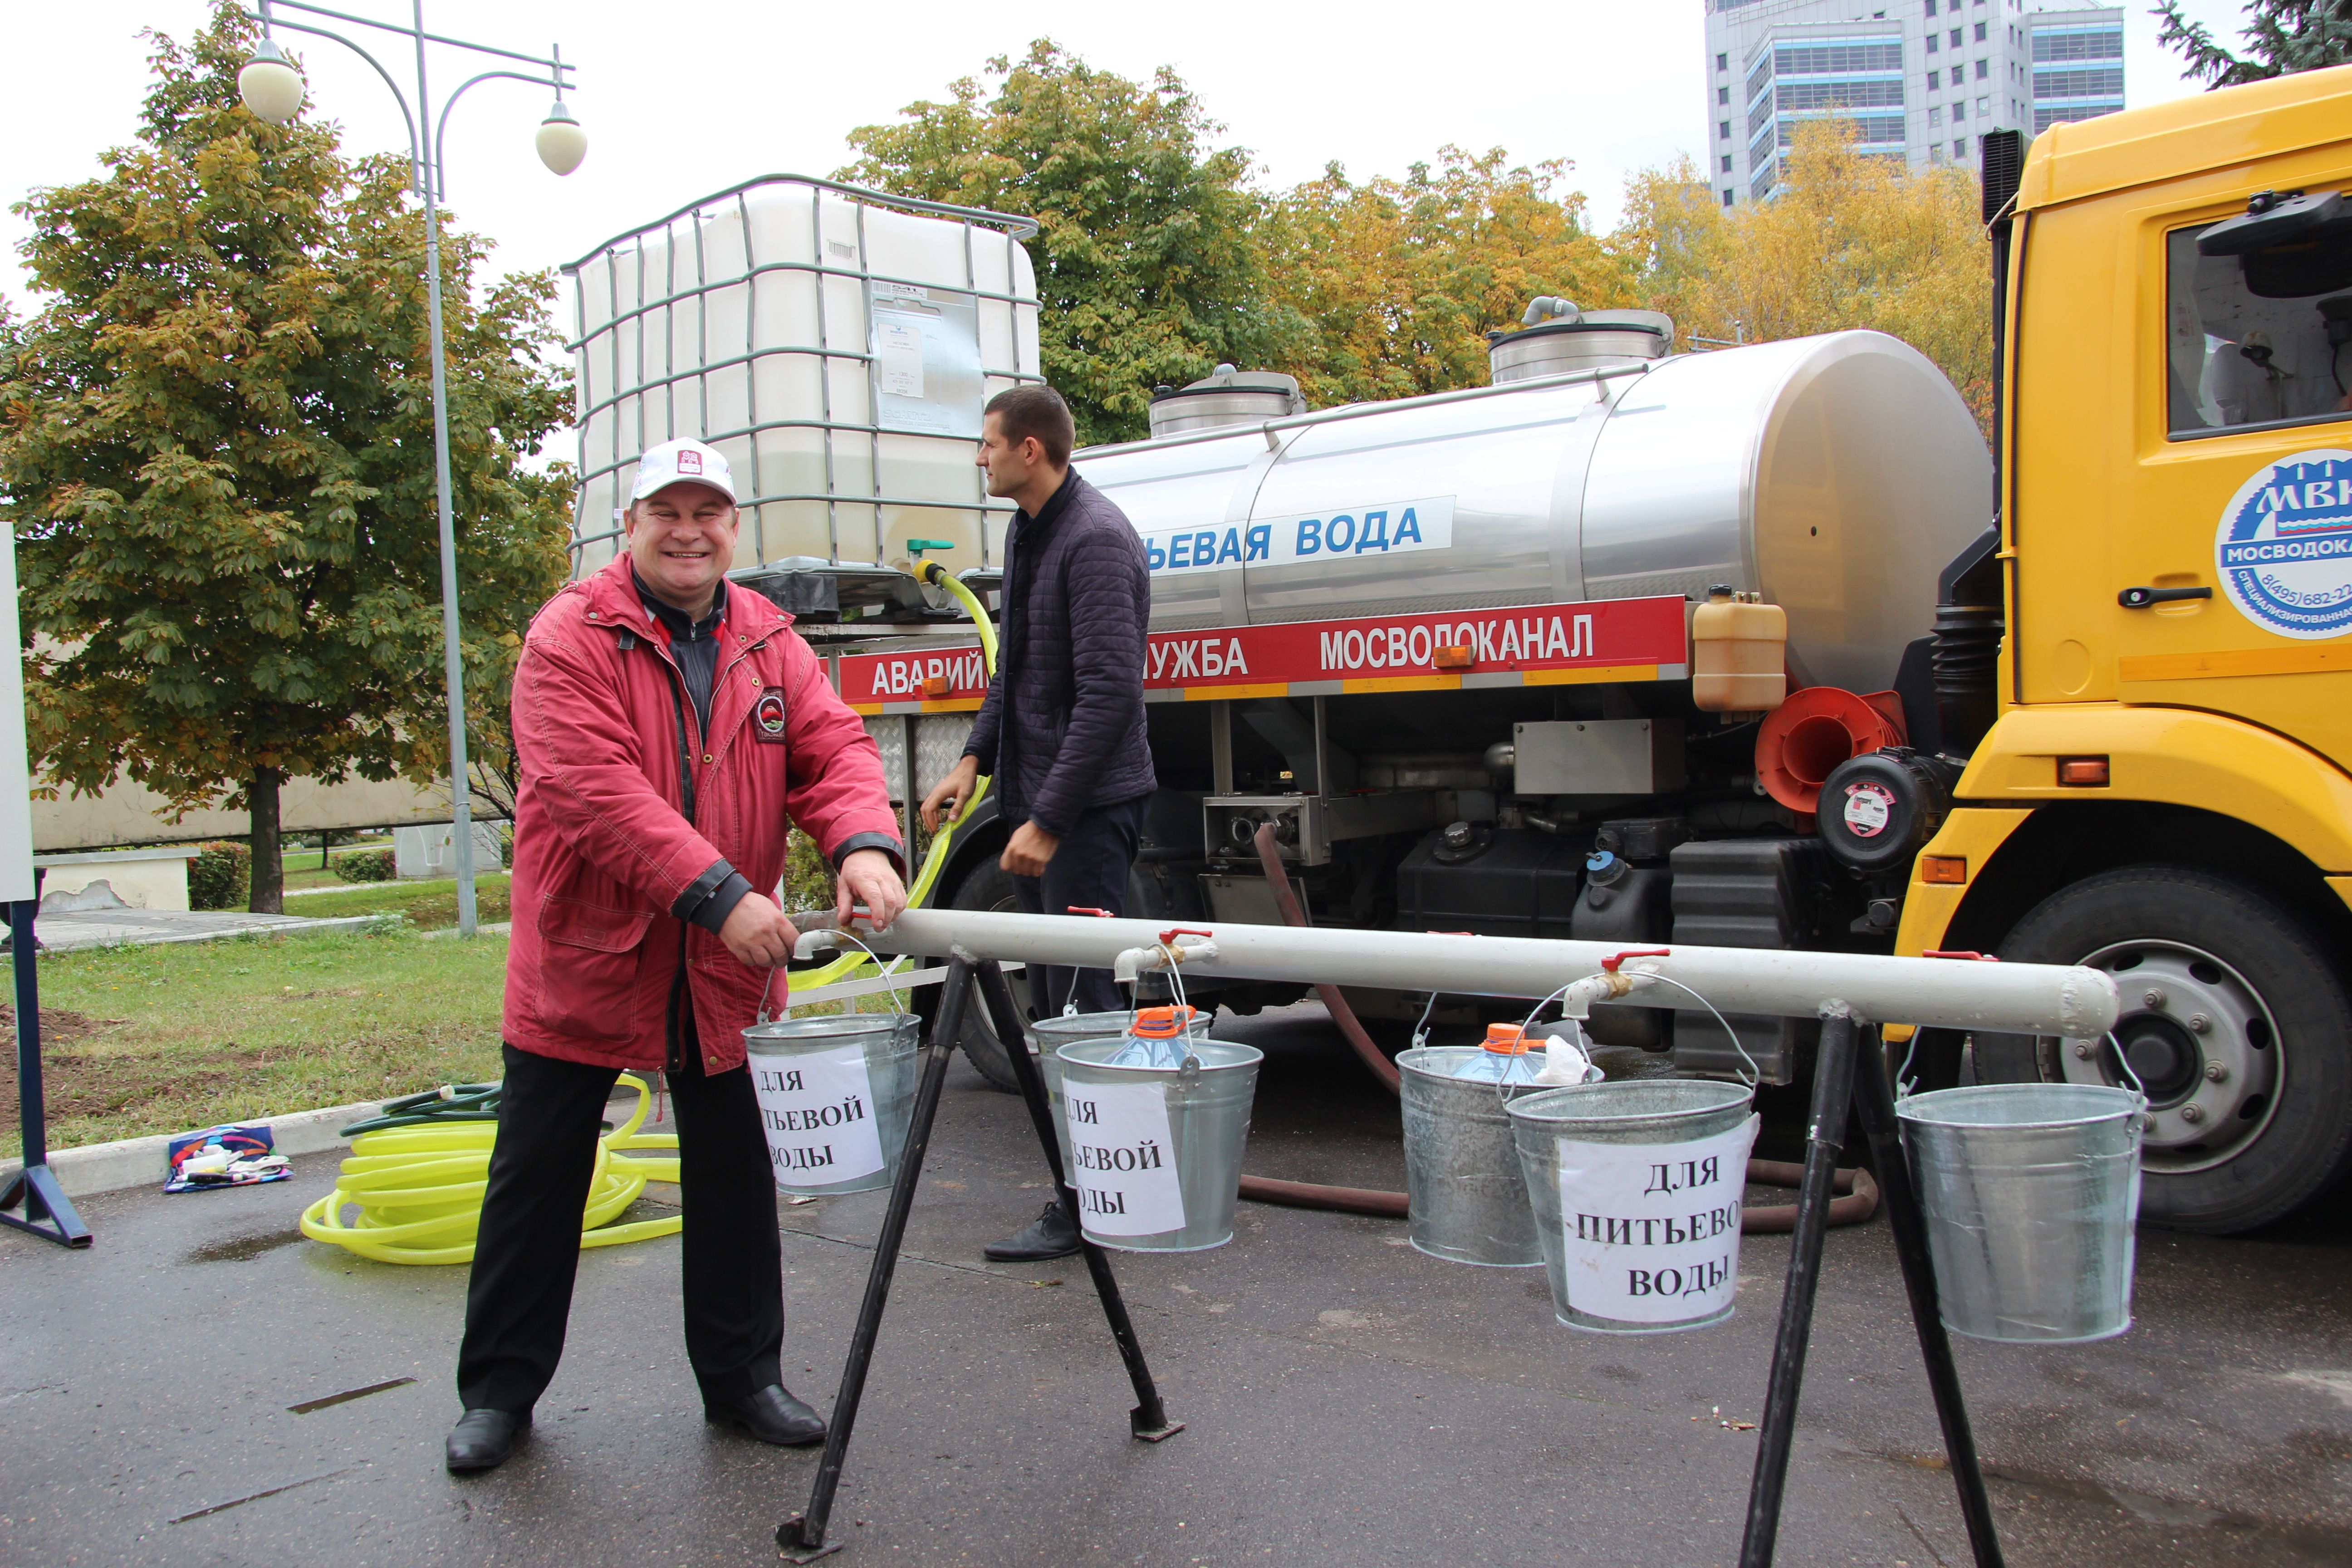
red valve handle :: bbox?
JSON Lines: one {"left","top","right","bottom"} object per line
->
{"left": 1922, "top": 949, "right": 2000, "bottom": 961}
{"left": 1064, "top": 906, "right": 1116, "bottom": 918}
{"left": 1159, "top": 927, "right": 1215, "bottom": 944}
{"left": 1601, "top": 947, "right": 1672, "bottom": 973}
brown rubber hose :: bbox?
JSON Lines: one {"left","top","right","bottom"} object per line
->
{"left": 1253, "top": 821, "right": 1401, "bottom": 1094}
{"left": 1740, "top": 1161, "right": 1880, "bottom": 1232}
{"left": 1239, "top": 1174, "right": 1410, "bottom": 1217}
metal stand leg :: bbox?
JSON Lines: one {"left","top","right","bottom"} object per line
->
{"left": 972, "top": 956, "right": 1181, "bottom": 1441}
{"left": 1852, "top": 1030, "right": 2005, "bottom": 1568}
{"left": 0, "top": 898, "right": 89, "bottom": 1249}
{"left": 1738, "top": 1004, "right": 1861, "bottom": 1568}
{"left": 778, "top": 955, "right": 973, "bottom": 1562}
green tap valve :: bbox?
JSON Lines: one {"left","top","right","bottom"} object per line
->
{"left": 906, "top": 539, "right": 956, "bottom": 559}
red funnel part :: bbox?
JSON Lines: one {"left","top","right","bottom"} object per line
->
{"left": 1755, "top": 687, "right": 1906, "bottom": 813}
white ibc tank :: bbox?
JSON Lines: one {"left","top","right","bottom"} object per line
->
{"left": 566, "top": 177, "right": 1041, "bottom": 579}
{"left": 1073, "top": 331, "right": 1989, "bottom": 695}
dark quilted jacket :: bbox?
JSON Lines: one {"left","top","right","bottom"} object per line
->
{"left": 964, "top": 471, "right": 1156, "bottom": 833}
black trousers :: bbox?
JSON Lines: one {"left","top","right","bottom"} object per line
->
{"left": 1010, "top": 793, "right": 1148, "bottom": 1017}
{"left": 456, "top": 1039, "right": 783, "bottom": 1415}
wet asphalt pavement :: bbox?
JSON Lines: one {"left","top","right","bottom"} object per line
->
{"left": 2, "top": 1001, "right": 2347, "bottom": 1567}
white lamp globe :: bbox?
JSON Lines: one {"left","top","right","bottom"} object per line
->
{"left": 238, "top": 39, "right": 305, "bottom": 125}
{"left": 535, "top": 102, "right": 588, "bottom": 176}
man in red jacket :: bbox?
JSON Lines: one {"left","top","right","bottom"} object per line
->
{"left": 446, "top": 437, "right": 907, "bottom": 1475}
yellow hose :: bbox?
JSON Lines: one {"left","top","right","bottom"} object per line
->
{"left": 299, "top": 1073, "right": 683, "bottom": 1266}
{"left": 790, "top": 562, "right": 1000, "bottom": 1000}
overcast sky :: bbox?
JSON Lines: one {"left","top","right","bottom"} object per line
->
{"left": 1, "top": 0, "right": 2254, "bottom": 317}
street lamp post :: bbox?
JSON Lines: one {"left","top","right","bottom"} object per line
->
{"left": 240, "top": 0, "right": 585, "bottom": 939}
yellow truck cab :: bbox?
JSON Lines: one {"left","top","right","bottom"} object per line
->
{"left": 1896, "top": 69, "right": 2352, "bottom": 1232}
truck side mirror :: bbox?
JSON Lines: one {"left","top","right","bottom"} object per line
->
{"left": 2198, "top": 190, "right": 2352, "bottom": 299}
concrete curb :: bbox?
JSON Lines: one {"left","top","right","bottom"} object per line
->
{"left": 0, "top": 1087, "right": 651, "bottom": 1201}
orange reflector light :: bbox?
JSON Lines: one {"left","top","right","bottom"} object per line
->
{"left": 921, "top": 676, "right": 951, "bottom": 699}
{"left": 1921, "top": 856, "right": 1968, "bottom": 885}
{"left": 2057, "top": 755, "right": 2110, "bottom": 787}
{"left": 1434, "top": 645, "right": 1476, "bottom": 671}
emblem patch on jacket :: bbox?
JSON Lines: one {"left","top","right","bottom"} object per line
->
{"left": 753, "top": 686, "right": 788, "bottom": 742}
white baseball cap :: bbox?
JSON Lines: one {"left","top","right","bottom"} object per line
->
{"left": 631, "top": 437, "right": 737, "bottom": 504}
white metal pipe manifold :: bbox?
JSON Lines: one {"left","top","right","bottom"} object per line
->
{"left": 818, "top": 908, "right": 2119, "bottom": 1039}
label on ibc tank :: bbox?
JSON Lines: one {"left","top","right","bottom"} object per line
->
{"left": 1063, "top": 1080, "right": 1185, "bottom": 1236}
{"left": 753, "top": 1044, "right": 885, "bottom": 1183}
{"left": 2215, "top": 449, "right": 2352, "bottom": 639}
{"left": 1553, "top": 1114, "right": 1760, "bottom": 1323}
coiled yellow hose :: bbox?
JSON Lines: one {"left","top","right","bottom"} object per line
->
{"left": 299, "top": 1074, "right": 683, "bottom": 1266}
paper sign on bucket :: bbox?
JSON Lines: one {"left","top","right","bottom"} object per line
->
{"left": 754, "top": 1045, "right": 886, "bottom": 1184}
{"left": 1554, "top": 1114, "right": 1759, "bottom": 1327}
{"left": 1065, "top": 1081, "right": 1186, "bottom": 1237}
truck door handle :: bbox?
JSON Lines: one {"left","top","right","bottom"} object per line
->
{"left": 2118, "top": 585, "right": 2213, "bottom": 608}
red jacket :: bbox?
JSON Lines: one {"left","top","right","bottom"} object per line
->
{"left": 502, "top": 557, "right": 902, "bottom": 1073}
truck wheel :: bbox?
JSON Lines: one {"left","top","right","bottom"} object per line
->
{"left": 1976, "top": 867, "right": 2352, "bottom": 1234}
{"left": 943, "top": 861, "right": 1029, "bottom": 1093}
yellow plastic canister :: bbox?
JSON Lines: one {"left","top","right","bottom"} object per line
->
{"left": 1691, "top": 588, "right": 1787, "bottom": 712}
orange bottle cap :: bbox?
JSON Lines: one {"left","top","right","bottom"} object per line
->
{"left": 1483, "top": 1023, "right": 1532, "bottom": 1055}
{"left": 1129, "top": 1005, "right": 1200, "bottom": 1040}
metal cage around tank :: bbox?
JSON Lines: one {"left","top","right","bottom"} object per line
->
{"left": 563, "top": 175, "right": 1044, "bottom": 580}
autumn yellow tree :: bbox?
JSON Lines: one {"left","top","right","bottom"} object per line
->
{"left": 1258, "top": 147, "right": 1636, "bottom": 406}
{"left": 1634, "top": 122, "right": 1992, "bottom": 430}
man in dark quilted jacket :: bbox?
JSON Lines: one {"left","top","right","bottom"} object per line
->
{"left": 921, "top": 384, "right": 1155, "bottom": 1261}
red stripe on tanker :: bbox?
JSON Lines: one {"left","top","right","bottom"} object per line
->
{"left": 1143, "top": 596, "right": 1687, "bottom": 691}
{"left": 834, "top": 597, "right": 1688, "bottom": 712}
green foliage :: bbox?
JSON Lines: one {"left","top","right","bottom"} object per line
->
{"left": 0, "top": 3, "right": 573, "bottom": 910}
{"left": 783, "top": 829, "right": 833, "bottom": 914}
{"left": 187, "top": 840, "right": 250, "bottom": 909}
{"left": 1258, "top": 148, "right": 1635, "bottom": 407}
{"left": 840, "top": 40, "right": 1289, "bottom": 446}
{"left": 332, "top": 847, "right": 397, "bottom": 884}
{"left": 2156, "top": 1, "right": 2352, "bottom": 87}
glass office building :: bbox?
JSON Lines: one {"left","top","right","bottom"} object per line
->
{"left": 1703, "top": 0, "right": 2126, "bottom": 207}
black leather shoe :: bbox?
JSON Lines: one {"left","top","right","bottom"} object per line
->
{"left": 705, "top": 1384, "right": 826, "bottom": 1446}
{"left": 445, "top": 1408, "right": 527, "bottom": 1473}
{"left": 984, "top": 1199, "right": 1082, "bottom": 1262}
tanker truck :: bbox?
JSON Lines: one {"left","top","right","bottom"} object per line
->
{"left": 566, "top": 66, "right": 2352, "bottom": 1233}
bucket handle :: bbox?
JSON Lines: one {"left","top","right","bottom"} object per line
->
{"left": 755, "top": 928, "right": 908, "bottom": 1024}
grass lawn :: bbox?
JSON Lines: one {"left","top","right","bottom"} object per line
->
{"left": 279, "top": 872, "right": 513, "bottom": 929}
{"left": 1, "top": 927, "right": 508, "bottom": 1158}
{"left": 0, "top": 918, "right": 910, "bottom": 1156}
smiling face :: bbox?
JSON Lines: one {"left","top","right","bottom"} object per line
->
{"left": 626, "top": 481, "right": 740, "bottom": 614}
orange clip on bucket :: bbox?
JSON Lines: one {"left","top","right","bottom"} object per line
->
{"left": 1754, "top": 686, "right": 1906, "bottom": 814}
{"left": 1128, "top": 1005, "right": 1201, "bottom": 1039}
{"left": 1482, "top": 1023, "right": 1533, "bottom": 1056}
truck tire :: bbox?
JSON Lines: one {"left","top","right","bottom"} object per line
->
{"left": 1975, "top": 867, "right": 2352, "bottom": 1234}
{"left": 942, "top": 861, "right": 1029, "bottom": 1093}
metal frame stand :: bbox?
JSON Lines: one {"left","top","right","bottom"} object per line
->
{"left": 776, "top": 951, "right": 1178, "bottom": 1562}
{"left": 1737, "top": 1007, "right": 2000, "bottom": 1568}
{"left": 0, "top": 898, "right": 90, "bottom": 1248}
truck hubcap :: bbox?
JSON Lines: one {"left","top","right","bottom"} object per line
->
{"left": 2057, "top": 940, "right": 2281, "bottom": 1173}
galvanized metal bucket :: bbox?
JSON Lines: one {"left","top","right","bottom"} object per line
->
{"left": 1508, "top": 1080, "right": 1759, "bottom": 1334}
{"left": 1897, "top": 1083, "right": 2143, "bottom": 1344}
{"left": 1054, "top": 1036, "right": 1264, "bottom": 1252}
{"left": 1397, "top": 1047, "right": 1558, "bottom": 1268}
{"left": 1025, "top": 1010, "right": 1147, "bottom": 1175}
{"left": 742, "top": 1013, "right": 921, "bottom": 1196}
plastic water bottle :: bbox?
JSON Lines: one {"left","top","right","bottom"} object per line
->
{"left": 1106, "top": 1006, "right": 1205, "bottom": 1068}
{"left": 1450, "top": 1023, "right": 1548, "bottom": 1083}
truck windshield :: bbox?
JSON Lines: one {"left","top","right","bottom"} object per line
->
{"left": 2166, "top": 217, "right": 2352, "bottom": 440}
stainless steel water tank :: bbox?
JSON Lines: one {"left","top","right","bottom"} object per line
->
{"left": 1074, "top": 330, "right": 1991, "bottom": 696}
{"left": 1488, "top": 310, "right": 1674, "bottom": 383}
{"left": 1147, "top": 365, "right": 1307, "bottom": 438}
